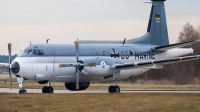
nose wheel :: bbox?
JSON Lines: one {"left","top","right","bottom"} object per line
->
{"left": 19, "top": 89, "right": 27, "bottom": 93}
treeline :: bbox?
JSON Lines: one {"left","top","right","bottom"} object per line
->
{"left": 129, "top": 23, "right": 200, "bottom": 85}
{"left": 0, "top": 55, "right": 17, "bottom": 63}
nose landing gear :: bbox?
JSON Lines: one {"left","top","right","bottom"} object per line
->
{"left": 18, "top": 78, "right": 27, "bottom": 94}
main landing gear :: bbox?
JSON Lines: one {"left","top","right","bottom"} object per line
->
{"left": 18, "top": 78, "right": 27, "bottom": 94}
{"left": 108, "top": 78, "right": 120, "bottom": 93}
{"left": 42, "top": 82, "right": 54, "bottom": 93}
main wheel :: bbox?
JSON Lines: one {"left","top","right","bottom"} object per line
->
{"left": 108, "top": 86, "right": 115, "bottom": 93}
{"left": 42, "top": 86, "right": 48, "bottom": 93}
{"left": 115, "top": 86, "right": 120, "bottom": 93}
{"left": 48, "top": 86, "right": 54, "bottom": 93}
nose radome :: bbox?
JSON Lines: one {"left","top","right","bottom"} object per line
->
{"left": 10, "top": 61, "right": 20, "bottom": 74}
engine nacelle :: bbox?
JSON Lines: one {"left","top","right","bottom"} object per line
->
{"left": 155, "top": 48, "right": 193, "bottom": 59}
{"left": 65, "top": 82, "right": 90, "bottom": 91}
{"left": 82, "top": 57, "right": 123, "bottom": 76}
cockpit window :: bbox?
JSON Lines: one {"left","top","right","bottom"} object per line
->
{"left": 33, "top": 49, "right": 37, "bottom": 55}
{"left": 27, "top": 49, "right": 32, "bottom": 54}
{"left": 23, "top": 49, "right": 28, "bottom": 53}
{"left": 40, "top": 49, "right": 44, "bottom": 55}
{"left": 37, "top": 49, "right": 41, "bottom": 55}
{"left": 23, "top": 48, "right": 44, "bottom": 55}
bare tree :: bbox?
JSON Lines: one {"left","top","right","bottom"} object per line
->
{"left": 178, "top": 23, "right": 199, "bottom": 42}
{"left": 197, "top": 25, "right": 200, "bottom": 37}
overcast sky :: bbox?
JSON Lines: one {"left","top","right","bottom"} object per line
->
{"left": 0, "top": 0, "right": 200, "bottom": 54}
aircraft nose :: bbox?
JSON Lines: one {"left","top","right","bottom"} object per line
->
{"left": 10, "top": 61, "right": 20, "bottom": 74}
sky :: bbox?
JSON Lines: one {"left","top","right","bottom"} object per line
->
{"left": 0, "top": 0, "right": 200, "bottom": 54}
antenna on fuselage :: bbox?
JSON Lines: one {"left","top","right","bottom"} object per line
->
{"left": 123, "top": 38, "right": 126, "bottom": 45}
{"left": 46, "top": 39, "right": 50, "bottom": 44}
{"left": 30, "top": 41, "right": 31, "bottom": 45}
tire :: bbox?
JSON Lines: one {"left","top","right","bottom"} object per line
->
{"left": 115, "top": 86, "right": 120, "bottom": 93}
{"left": 22, "top": 90, "right": 27, "bottom": 93}
{"left": 42, "top": 86, "right": 48, "bottom": 93}
{"left": 108, "top": 86, "right": 115, "bottom": 93}
{"left": 19, "top": 90, "right": 22, "bottom": 94}
{"left": 49, "top": 86, "right": 54, "bottom": 93}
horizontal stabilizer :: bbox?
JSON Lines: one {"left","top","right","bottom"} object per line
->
{"left": 112, "top": 55, "right": 200, "bottom": 69}
{"left": 152, "top": 39, "right": 200, "bottom": 51}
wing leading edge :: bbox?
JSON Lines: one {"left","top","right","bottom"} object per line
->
{"left": 152, "top": 39, "right": 200, "bottom": 51}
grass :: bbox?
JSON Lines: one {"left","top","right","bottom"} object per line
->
{"left": 0, "top": 93, "right": 200, "bottom": 112}
{"left": 1, "top": 74, "right": 200, "bottom": 111}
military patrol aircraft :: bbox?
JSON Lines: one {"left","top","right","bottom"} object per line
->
{"left": 1, "top": 0, "right": 200, "bottom": 93}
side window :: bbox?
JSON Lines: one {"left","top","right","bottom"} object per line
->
{"left": 33, "top": 49, "right": 37, "bottom": 55}
{"left": 27, "top": 49, "right": 32, "bottom": 54}
{"left": 37, "top": 49, "right": 42, "bottom": 55}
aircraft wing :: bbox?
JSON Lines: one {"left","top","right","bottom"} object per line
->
{"left": 0, "top": 63, "right": 10, "bottom": 68}
{"left": 111, "top": 55, "right": 200, "bottom": 70}
{"left": 152, "top": 39, "right": 200, "bottom": 51}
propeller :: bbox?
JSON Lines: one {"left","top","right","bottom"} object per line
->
{"left": 8, "top": 43, "right": 12, "bottom": 90}
{"left": 58, "top": 41, "right": 96, "bottom": 90}
{"left": 74, "top": 41, "right": 80, "bottom": 89}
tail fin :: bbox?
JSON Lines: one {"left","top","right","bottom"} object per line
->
{"left": 127, "top": 0, "right": 169, "bottom": 46}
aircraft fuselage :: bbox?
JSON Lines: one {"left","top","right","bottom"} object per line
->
{"left": 13, "top": 43, "right": 192, "bottom": 83}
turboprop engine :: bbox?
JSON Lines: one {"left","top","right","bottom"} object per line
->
{"left": 155, "top": 48, "right": 194, "bottom": 59}
{"left": 81, "top": 57, "right": 123, "bottom": 76}
{"left": 58, "top": 41, "right": 124, "bottom": 90}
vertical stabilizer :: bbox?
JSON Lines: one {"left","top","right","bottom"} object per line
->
{"left": 127, "top": 0, "right": 169, "bottom": 46}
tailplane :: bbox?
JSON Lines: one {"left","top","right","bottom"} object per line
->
{"left": 126, "top": 0, "right": 169, "bottom": 46}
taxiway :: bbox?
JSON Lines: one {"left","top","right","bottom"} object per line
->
{"left": 0, "top": 88, "right": 200, "bottom": 94}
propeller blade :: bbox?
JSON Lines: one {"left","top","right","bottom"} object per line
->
{"left": 8, "top": 43, "right": 12, "bottom": 90}
{"left": 58, "top": 64, "right": 74, "bottom": 68}
{"left": 9, "top": 69, "right": 12, "bottom": 90}
{"left": 73, "top": 41, "right": 80, "bottom": 89}
{"left": 81, "top": 62, "right": 96, "bottom": 67}
{"left": 8, "top": 43, "right": 11, "bottom": 63}
{"left": 76, "top": 68, "right": 80, "bottom": 90}
{"left": 74, "top": 41, "right": 79, "bottom": 62}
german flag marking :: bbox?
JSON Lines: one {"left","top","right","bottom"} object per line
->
{"left": 155, "top": 15, "right": 160, "bottom": 21}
